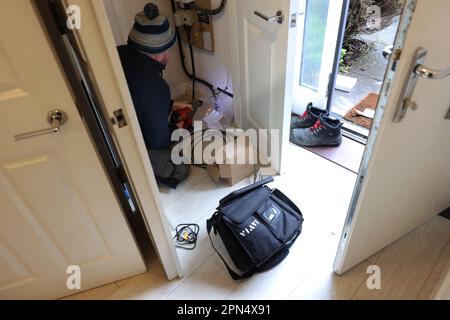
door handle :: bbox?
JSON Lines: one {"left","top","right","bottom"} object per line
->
{"left": 415, "top": 64, "right": 450, "bottom": 80}
{"left": 385, "top": 46, "right": 450, "bottom": 80}
{"left": 394, "top": 47, "right": 450, "bottom": 123}
{"left": 254, "top": 10, "right": 284, "bottom": 24}
{"left": 14, "top": 110, "right": 68, "bottom": 141}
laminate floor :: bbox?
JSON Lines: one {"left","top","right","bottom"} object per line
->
{"left": 64, "top": 145, "right": 450, "bottom": 300}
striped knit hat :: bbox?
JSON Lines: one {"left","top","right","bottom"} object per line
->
{"left": 128, "top": 3, "right": 177, "bottom": 54}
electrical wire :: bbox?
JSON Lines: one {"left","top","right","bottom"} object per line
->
{"left": 216, "top": 86, "right": 234, "bottom": 98}
{"left": 192, "top": 0, "right": 227, "bottom": 16}
{"left": 184, "top": 24, "right": 196, "bottom": 100}
{"left": 170, "top": 0, "right": 233, "bottom": 100}
{"left": 192, "top": 129, "right": 236, "bottom": 169}
{"left": 170, "top": 0, "right": 216, "bottom": 97}
{"left": 173, "top": 224, "right": 200, "bottom": 250}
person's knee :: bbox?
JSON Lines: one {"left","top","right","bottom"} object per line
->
{"left": 148, "top": 149, "right": 190, "bottom": 189}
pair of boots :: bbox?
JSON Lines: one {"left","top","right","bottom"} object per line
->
{"left": 290, "top": 103, "right": 343, "bottom": 148}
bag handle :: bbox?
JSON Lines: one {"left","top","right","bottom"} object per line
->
{"left": 219, "top": 177, "right": 274, "bottom": 206}
{"left": 206, "top": 217, "right": 256, "bottom": 281}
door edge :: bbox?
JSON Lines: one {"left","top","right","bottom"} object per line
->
{"left": 333, "top": 0, "right": 418, "bottom": 275}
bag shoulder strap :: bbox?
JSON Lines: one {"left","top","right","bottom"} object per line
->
{"left": 206, "top": 216, "right": 256, "bottom": 281}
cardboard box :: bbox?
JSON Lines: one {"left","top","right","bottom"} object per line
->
{"left": 206, "top": 139, "right": 256, "bottom": 186}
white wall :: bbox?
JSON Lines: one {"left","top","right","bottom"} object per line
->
{"left": 102, "top": 0, "right": 234, "bottom": 98}
{"left": 103, "top": 0, "right": 188, "bottom": 97}
{"left": 184, "top": 0, "right": 234, "bottom": 93}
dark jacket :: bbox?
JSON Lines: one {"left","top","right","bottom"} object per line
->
{"left": 117, "top": 45, "right": 172, "bottom": 150}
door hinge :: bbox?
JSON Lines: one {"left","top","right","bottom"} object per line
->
{"left": 111, "top": 109, "right": 128, "bottom": 128}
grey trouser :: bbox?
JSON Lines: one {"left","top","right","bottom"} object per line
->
{"left": 149, "top": 149, "right": 190, "bottom": 189}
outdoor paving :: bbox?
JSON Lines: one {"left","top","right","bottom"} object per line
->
{"left": 332, "top": 16, "right": 400, "bottom": 136}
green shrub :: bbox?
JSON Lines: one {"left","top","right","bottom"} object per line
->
{"left": 341, "top": 0, "right": 403, "bottom": 70}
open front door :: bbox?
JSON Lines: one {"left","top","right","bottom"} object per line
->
{"left": 231, "top": 0, "right": 346, "bottom": 173}
{"left": 294, "top": 0, "right": 345, "bottom": 114}
{"left": 335, "top": 0, "right": 450, "bottom": 274}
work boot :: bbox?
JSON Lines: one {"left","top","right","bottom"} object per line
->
{"left": 290, "top": 114, "right": 343, "bottom": 148}
{"left": 291, "top": 103, "right": 328, "bottom": 129}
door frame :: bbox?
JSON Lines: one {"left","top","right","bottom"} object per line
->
{"left": 34, "top": 0, "right": 183, "bottom": 280}
{"left": 325, "top": 0, "right": 350, "bottom": 113}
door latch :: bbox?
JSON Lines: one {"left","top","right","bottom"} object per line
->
{"left": 393, "top": 48, "right": 427, "bottom": 123}
{"left": 111, "top": 109, "right": 128, "bottom": 128}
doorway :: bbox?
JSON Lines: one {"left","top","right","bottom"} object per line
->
{"left": 331, "top": 1, "right": 402, "bottom": 140}
{"left": 98, "top": 0, "right": 361, "bottom": 279}
{"left": 291, "top": 0, "right": 402, "bottom": 174}
{"left": 97, "top": 0, "right": 409, "bottom": 282}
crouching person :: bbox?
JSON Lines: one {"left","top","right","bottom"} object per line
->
{"left": 117, "top": 3, "right": 190, "bottom": 188}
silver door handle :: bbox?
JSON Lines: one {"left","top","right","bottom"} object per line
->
{"left": 14, "top": 110, "right": 68, "bottom": 141}
{"left": 254, "top": 10, "right": 284, "bottom": 24}
{"left": 394, "top": 47, "right": 450, "bottom": 123}
{"left": 415, "top": 64, "right": 450, "bottom": 80}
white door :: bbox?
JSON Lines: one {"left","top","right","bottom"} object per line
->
{"left": 0, "top": 1, "right": 146, "bottom": 299}
{"left": 230, "top": 0, "right": 299, "bottom": 173}
{"left": 71, "top": 0, "right": 182, "bottom": 280}
{"left": 231, "top": 0, "right": 344, "bottom": 172}
{"left": 294, "top": 0, "right": 344, "bottom": 114}
{"left": 334, "top": 0, "right": 450, "bottom": 274}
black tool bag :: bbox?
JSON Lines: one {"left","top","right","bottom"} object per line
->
{"left": 207, "top": 177, "right": 304, "bottom": 280}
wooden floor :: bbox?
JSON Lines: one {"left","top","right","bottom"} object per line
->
{"left": 64, "top": 145, "right": 450, "bottom": 300}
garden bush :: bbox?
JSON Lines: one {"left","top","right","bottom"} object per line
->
{"left": 341, "top": 0, "right": 403, "bottom": 71}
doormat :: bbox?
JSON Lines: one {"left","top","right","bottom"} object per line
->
{"left": 344, "top": 92, "right": 379, "bottom": 130}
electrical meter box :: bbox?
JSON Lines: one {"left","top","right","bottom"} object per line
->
{"left": 176, "top": 0, "right": 215, "bottom": 52}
